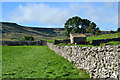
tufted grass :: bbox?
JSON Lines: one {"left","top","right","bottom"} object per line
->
{"left": 2, "top": 46, "right": 90, "bottom": 78}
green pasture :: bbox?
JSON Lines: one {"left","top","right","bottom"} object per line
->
{"left": 46, "top": 40, "right": 54, "bottom": 44}
{"left": 2, "top": 46, "right": 90, "bottom": 78}
{"left": 87, "top": 32, "right": 120, "bottom": 43}
{"left": 55, "top": 33, "right": 120, "bottom": 47}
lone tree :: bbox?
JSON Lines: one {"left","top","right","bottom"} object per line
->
{"left": 64, "top": 16, "right": 82, "bottom": 36}
{"left": 64, "top": 16, "right": 100, "bottom": 36}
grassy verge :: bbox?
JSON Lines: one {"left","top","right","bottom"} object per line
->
{"left": 2, "top": 46, "right": 90, "bottom": 78}
{"left": 56, "top": 44, "right": 98, "bottom": 47}
{"left": 57, "top": 42, "right": 120, "bottom": 47}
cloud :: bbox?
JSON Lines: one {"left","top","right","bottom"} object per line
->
{"left": 10, "top": 2, "right": 117, "bottom": 29}
{"left": 75, "top": 3, "right": 118, "bottom": 30}
{"left": 10, "top": 3, "right": 76, "bottom": 26}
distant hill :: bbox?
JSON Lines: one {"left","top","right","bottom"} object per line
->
{"left": 1, "top": 22, "right": 118, "bottom": 41}
{"left": 1, "top": 22, "right": 66, "bottom": 41}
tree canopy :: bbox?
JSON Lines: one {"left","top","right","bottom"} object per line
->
{"left": 118, "top": 28, "right": 120, "bottom": 32}
{"left": 64, "top": 16, "right": 101, "bottom": 36}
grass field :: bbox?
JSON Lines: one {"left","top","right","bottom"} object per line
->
{"left": 87, "top": 32, "right": 120, "bottom": 43}
{"left": 55, "top": 33, "right": 120, "bottom": 47}
{"left": 2, "top": 46, "right": 90, "bottom": 78}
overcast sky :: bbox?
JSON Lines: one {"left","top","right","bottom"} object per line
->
{"left": 2, "top": 2, "right": 118, "bottom": 31}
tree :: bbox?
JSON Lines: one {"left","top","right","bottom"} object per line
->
{"left": 117, "top": 28, "right": 120, "bottom": 32}
{"left": 24, "top": 36, "right": 34, "bottom": 41}
{"left": 81, "top": 19, "right": 91, "bottom": 29}
{"left": 64, "top": 16, "right": 100, "bottom": 36}
{"left": 110, "top": 30, "right": 114, "bottom": 33}
{"left": 64, "top": 16, "right": 82, "bottom": 36}
{"left": 86, "top": 22, "right": 97, "bottom": 33}
{"left": 93, "top": 27, "right": 101, "bottom": 35}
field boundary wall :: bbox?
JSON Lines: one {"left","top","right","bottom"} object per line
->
{"left": 47, "top": 42, "right": 120, "bottom": 79}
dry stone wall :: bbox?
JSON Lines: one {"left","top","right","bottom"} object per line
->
{"left": 1, "top": 40, "right": 47, "bottom": 46}
{"left": 47, "top": 42, "right": 120, "bottom": 79}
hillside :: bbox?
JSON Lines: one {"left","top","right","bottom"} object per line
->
{"left": 1, "top": 22, "right": 66, "bottom": 41}
{"left": 1, "top": 22, "right": 118, "bottom": 41}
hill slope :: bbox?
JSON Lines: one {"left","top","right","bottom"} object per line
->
{"left": 1, "top": 22, "right": 66, "bottom": 40}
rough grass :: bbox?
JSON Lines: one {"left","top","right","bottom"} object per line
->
{"left": 108, "top": 41, "right": 120, "bottom": 45}
{"left": 2, "top": 46, "right": 90, "bottom": 78}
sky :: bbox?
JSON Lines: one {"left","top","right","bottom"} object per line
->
{"left": 1, "top": 0, "right": 119, "bottom": 2}
{"left": 1, "top": 2, "right": 118, "bottom": 31}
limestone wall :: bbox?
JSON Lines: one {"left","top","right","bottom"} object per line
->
{"left": 47, "top": 42, "right": 120, "bottom": 79}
